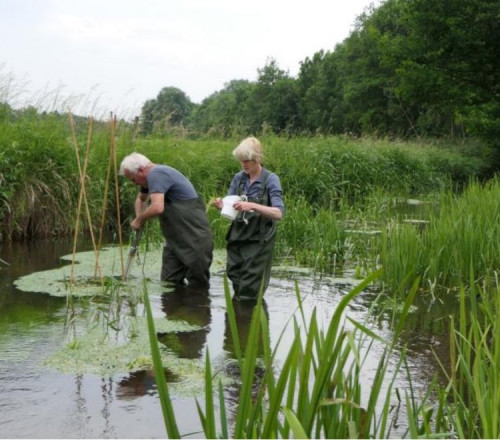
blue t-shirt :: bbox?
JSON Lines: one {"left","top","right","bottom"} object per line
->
{"left": 141, "top": 165, "right": 198, "bottom": 201}
{"left": 228, "top": 168, "right": 285, "bottom": 215}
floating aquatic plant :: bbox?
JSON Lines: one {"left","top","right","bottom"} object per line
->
{"left": 44, "top": 313, "right": 230, "bottom": 397}
{"left": 14, "top": 244, "right": 229, "bottom": 397}
{"left": 14, "top": 246, "right": 226, "bottom": 297}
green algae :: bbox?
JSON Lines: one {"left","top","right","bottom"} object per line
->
{"left": 45, "top": 315, "right": 200, "bottom": 376}
{"left": 13, "top": 245, "right": 230, "bottom": 394}
{"left": 43, "top": 315, "right": 229, "bottom": 396}
{"left": 14, "top": 246, "right": 226, "bottom": 298}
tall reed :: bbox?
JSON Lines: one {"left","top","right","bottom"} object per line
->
{"left": 426, "top": 281, "right": 500, "bottom": 438}
{"left": 0, "top": 108, "right": 132, "bottom": 241}
{"left": 381, "top": 178, "right": 500, "bottom": 293}
{"left": 141, "top": 268, "right": 445, "bottom": 439}
{"left": 142, "top": 277, "right": 181, "bottom": 438}
{"left": 275, "top": 195, "right": 346, "bottom": 272}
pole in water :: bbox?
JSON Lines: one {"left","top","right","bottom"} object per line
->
{"left": 124, "top": 228, "right": 142, "bottom": 280}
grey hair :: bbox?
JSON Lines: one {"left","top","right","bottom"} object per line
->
{"left": 232, "top": 137, "right": 263, "bottom": 163}
{"left": 119, "top": 152, "right": 152, "bottom": 175}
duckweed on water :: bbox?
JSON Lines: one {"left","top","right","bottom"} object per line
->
{"left": 44, "top": 316, "right": 219, "bottom": 395}
{"left": 46, "top": 316, "right": 199, "bottom": 373}
{"left": 14, "top": 246, "right": 226, "bottom": 297}
{"left": 14, "top": 246, "right": 229, "bottom": 395}
{"left": 13, "top": 246, "right": 159, "bottom": 297}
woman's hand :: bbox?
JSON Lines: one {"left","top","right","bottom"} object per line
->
{"left": 213, "top": 198, "right": 223, "bottom": 210}
{"left": 234, "top": 201, "right": 283, "bottom": 220}
{"left": 234, "top": 200, "right": 254, "bottom": 212}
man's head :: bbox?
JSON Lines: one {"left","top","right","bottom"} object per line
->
{"left": 120, "top": 152, "right": 153, "bottom": 186}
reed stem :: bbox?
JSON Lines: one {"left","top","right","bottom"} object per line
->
{"left": 110, "top": 114, "right": 125, "bottom": 277}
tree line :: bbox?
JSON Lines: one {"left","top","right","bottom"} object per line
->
{"left": 140, "top": 0, "right": 500, "bottom": 147}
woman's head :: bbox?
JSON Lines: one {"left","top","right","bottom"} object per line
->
{"left": 232, "top": 137, "right": 263, "bottom": 164}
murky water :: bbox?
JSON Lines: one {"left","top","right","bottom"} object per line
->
{"left": 0, "top": 238, "right": 451, "bottom": 438}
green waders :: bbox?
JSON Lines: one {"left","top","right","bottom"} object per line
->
{"left": 226, "top": 171, "right": 276, "bottom": 300}
{"left": 159, "top": 197, "right": 213, "bottom": 289}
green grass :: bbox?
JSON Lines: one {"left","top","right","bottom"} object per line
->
{"left": 426, "top": 282, "right": 500, "bottom": 439}
{"left": 381, "top": 178, "right": 500, "bottom": 293}
{"left": 3, "top": 105, "right": 500, "bottom": 297}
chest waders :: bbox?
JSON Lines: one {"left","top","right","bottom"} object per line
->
{"left": 226, "top": 170, "right": 277, "bottom": 300}
{"left": 159, "top": 197, "right": 213, "bottom": 289}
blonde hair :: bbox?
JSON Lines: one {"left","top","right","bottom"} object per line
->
{"left": 232, "top": 137, "right": 263, "bottom": 164}
{"left": 119, "top": 152, "right": 152, "bottom": 175}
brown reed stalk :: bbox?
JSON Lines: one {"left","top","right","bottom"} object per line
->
{"left": 110, "top": 114, "right": 125, "bottom": 278}
{"left": 69, "top": 112, "right": 83, "bottom": 285}
{"left": 94, "top": 113, "right": 115, "bottom": 278}
{"left": 83, "top": 117, "right": 103, "bottom": 281}
{"left": 68, "top": 112, "right": 102, "bottom": 284}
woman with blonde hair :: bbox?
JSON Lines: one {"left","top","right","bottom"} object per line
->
{"left": 214, "top": 137, "right": 284, "bottom": 300}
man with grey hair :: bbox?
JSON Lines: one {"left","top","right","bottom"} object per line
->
{"left": 120, "top": 152, "right": 213, "bottom": 290}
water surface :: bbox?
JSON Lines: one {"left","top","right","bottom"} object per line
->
{"left": 0, "top": 238, "right": 449, "bottom": 438}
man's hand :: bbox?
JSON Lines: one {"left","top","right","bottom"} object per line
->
{"left": 131, "top": 192, "right": 165, "bottom": 230}
{"left": 131, "top": 217, "right": 143, "bottom": 230}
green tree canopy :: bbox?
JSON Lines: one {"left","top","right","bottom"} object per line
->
{"left": 138, "top": 0, "right": 500, "bottom": 149}
{"left": 140, "top": 86, "right": 195, "bottom": 135}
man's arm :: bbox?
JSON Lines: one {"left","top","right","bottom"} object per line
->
{"left": 134, "top": 192, "right": 148, "bottom": 217}
{"left": 131, "top": 192, "right": 165, "bottom": 229}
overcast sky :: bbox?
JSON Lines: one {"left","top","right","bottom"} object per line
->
{"left": 1, "top": 0, "right": 377, "bottom": 119}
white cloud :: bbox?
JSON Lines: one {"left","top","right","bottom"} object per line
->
{"left": 0, "top": 0, "right": 378, "bottom": 118}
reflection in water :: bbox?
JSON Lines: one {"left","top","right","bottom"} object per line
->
{"left": 221, "top": 297, "right": 272, "bottom": 434}
{"left": 67, "top": 374, "right": 92, "bottom": 439}
{"left": 359, "top": 289, "right": 456, "bottom": 387}
{"left": 158, "top": 286, "right": 211, "bottom": 359}
{"left": 100, "top": 377, "right": 115, "bottom": 438}
{"left": 116, "top": 368, "right": 181, "bottom": 400}
{"left": 116, "top": 370, "right": 156, "bottom": 399}
{"left": 223, "top": 297, "right": 270, "bottom": 359}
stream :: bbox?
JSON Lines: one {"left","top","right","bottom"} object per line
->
{"left": 0, "top": 238, "right": 451, "bottom": 438}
